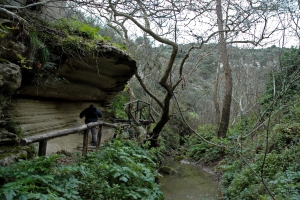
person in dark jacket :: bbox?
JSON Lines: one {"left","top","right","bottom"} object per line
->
{"left": 80, "top": 104, "right": 103, "bottom": 146}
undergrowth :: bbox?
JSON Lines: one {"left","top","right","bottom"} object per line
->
{"left": 0, "top": 139, "right": 164, "bottom": 200}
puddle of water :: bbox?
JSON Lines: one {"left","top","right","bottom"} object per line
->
{"left": 159, "top": 160, "right": 220, "bottom": 200}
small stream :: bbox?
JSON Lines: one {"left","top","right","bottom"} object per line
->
{"left": 159, "top": 159, "right": 220, "bottom": 200}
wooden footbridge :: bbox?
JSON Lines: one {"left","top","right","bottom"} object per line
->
{"left": 115, "top": 100, "right": 155, "bottom": 126}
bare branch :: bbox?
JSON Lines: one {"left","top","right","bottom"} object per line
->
{"left": 0, "top": 7, "right": 28, "bottom": 25}
{"left": 174, "top": 93, "right": 226, "bottom": 148}
{"left": 135, "top": 71, "right": 164, "bottom": 109}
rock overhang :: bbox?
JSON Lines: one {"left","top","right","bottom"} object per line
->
{"left": 0, "top": 1, "right": 137, "bottom": 160}
{"left": 17, "top": 43, "right": 137, "bottom": 106}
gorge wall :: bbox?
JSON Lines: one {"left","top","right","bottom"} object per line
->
{"left": 0, "top": 9, "right": 136, "bottom": 164}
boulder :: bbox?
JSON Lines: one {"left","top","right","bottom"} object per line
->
{"left": 0, "top": 62, "right": 22, "bottom": 92}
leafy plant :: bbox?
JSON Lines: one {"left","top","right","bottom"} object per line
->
{"left": 28, "top": 32, "right": 50, "bottom": 65}
{"left": 108, "top": 93, "right": 129, "bottom": 119}
{"left": 259, "top": 48, "right": 300, "bottom": 115}
{"left": 182, "top": 125, "right": 228, "bottom": 164}
{"left": 0, "top": 21, "right": 14, "bottom": 39}
{"left": 5, "top": 121, "right": 22, "bottom": 136}
{"left": 54, "top": 19, "right": 101, "bottom": 40}
{"left": 76, "top": 139, "right": 164, "bottom": 200}
{"left": 17, "top": 54, "right": 32, "bottom": 69}
{"left": 221, "top": 145, "right": 300, "bottom": 200}
{"left": 0, "top": 155, "right": 82, "bottom": 200}
{"left": 0, "top": 139, "right": 164, "bottom": 200}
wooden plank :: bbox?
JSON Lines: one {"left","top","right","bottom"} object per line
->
{"left": 136, "top": 101, "right": 139, "bottom": 120}
{"left": 82, "top": 130, "right": 89, "bottom": 156}
{"left": 96, "top": 125, "right": 103, "bottom": 150}
{"left": 77, "top": 146, "right": 97, "bottom": 150}
{"left": 139, "top": 120, "right": 153, "bottom": 125}
{"left": 102, "top": 122, "right": 129, "bottom": 128}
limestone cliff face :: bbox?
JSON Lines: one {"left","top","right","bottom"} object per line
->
{"left": 0, "top": 44, "right": 135, "bottom": 149}
{"left": 7, "top": 98, "right": 116, "bottom": 155}
{"left": 0, "top": 5, "right": 136, "bottom": 164}
{"left": 1, "top": 42, "right": 135, "bottom": 132}
{"left": 0, "top": 34, "right": 135, "bottom": 164}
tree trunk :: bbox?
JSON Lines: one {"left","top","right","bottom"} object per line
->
{"left": 216, "top": 0, "right": 232, "bottom": 138}
{"left": 214, "top": 61, "right": 221, "bottom": 135}
{"left": 127, "top": 84, "right": 137, "bottom": 102}
{"left": 149, "top": 93, "right": 172, "bottom": 147}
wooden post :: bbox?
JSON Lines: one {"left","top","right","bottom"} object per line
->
{"left": 136, "top": 100, "right": 139, "bottom": 120}
{"left": 82, "top": 129, "right": 89, "bottom": 156}
{"left": 129, "top": 103, "right": 132, "bottom": 124}
{"left": 38, "top": 140, "right": 47, "bottom": 156}
{"left": 148, "top": 104, "right": 150, "bottom": 120}
{"left": 96, "top": 125, "right": 103, "bottom": 150}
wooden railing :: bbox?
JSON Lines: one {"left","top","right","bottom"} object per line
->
{"left": 124, "top": 100, "right": 155, "bottom": 126}
{"left": 20, "top": 121, "right": 128, "bottom": 156}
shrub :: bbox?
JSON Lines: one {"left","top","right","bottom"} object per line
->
{"left": 221, "top": 146, "right": 300, "bottom": 200}
{"left": 76, "top": 139, "right": 164, "bottom": 200}
{"left": 0, "top": 139, "right": 164, "bottom": 200}
{"left": 54, "top": 19, "right": 101, "bottom": 40}
{"left": 182, "top": 125, "right": 228, "bottom": 165}
{"left": 108, "top": 93, "right": 129, "bottom": 119}
{"left": 0, "top": 155, "right": 82, "bottom": 200}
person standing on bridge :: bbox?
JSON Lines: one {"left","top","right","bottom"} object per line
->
{"left": 80, "top": 104, "right": 103, "bottom": 146}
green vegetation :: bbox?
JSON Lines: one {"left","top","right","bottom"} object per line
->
{"left": 0, "top": 17, "right": 127, "bottom": 91}
{"left": 0, "top": 58, "right": 9, "bottom": 63}
{"left": 0, "top": 155, "right": 81, "bottom": 200}
{"left": 78, "top": 139, "right": 163, "bottom": 200}
{"left": 180, "top": 125, "right": 228, "bottom": 165}
{"left": 5, "top": 121, "right": 22, "bottom": 136}
{"left": 260, "top": 47, "right": 300, "bottom": 115}
{"left": 54, "top": 19, "right": 101, "bottom": 40}
{"left": 0, "top": 139, "right": 164, "bottom": 200}
{"left": 1, "top": 9, "right": 299, "bottom": 200}
{"left": 108, "top": 92, "right": 129, "bottom": 119}
{"left": 31, "top": 18, "right": 104, "bottom": 60}
{"left": 0, "top": 22, "right": 9, "bottom": 38}
{"left": 28, "top": 32, "right": 50, "bottom": 66}
{"left": 39, "top": 18, "right": 126, "bottom": 56}
{"left": 178, "top": 48, "right": 300, "bottom": 199}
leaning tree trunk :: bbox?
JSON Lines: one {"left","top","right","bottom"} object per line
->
{"left": 149, "top": 93, "right": 172, "bottom": 147}
{"left": 127, "top": 84, "right": 137, "bottom": 102}
{"left": 216, "top": 0, "right": 232, "bottom": 138}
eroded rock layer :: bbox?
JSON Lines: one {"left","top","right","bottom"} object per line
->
{"left": 17, "top": 44, "right": 136, "bottom": 105}
{"left": 0, "top": 44, "right": 136, "bottom": 161}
